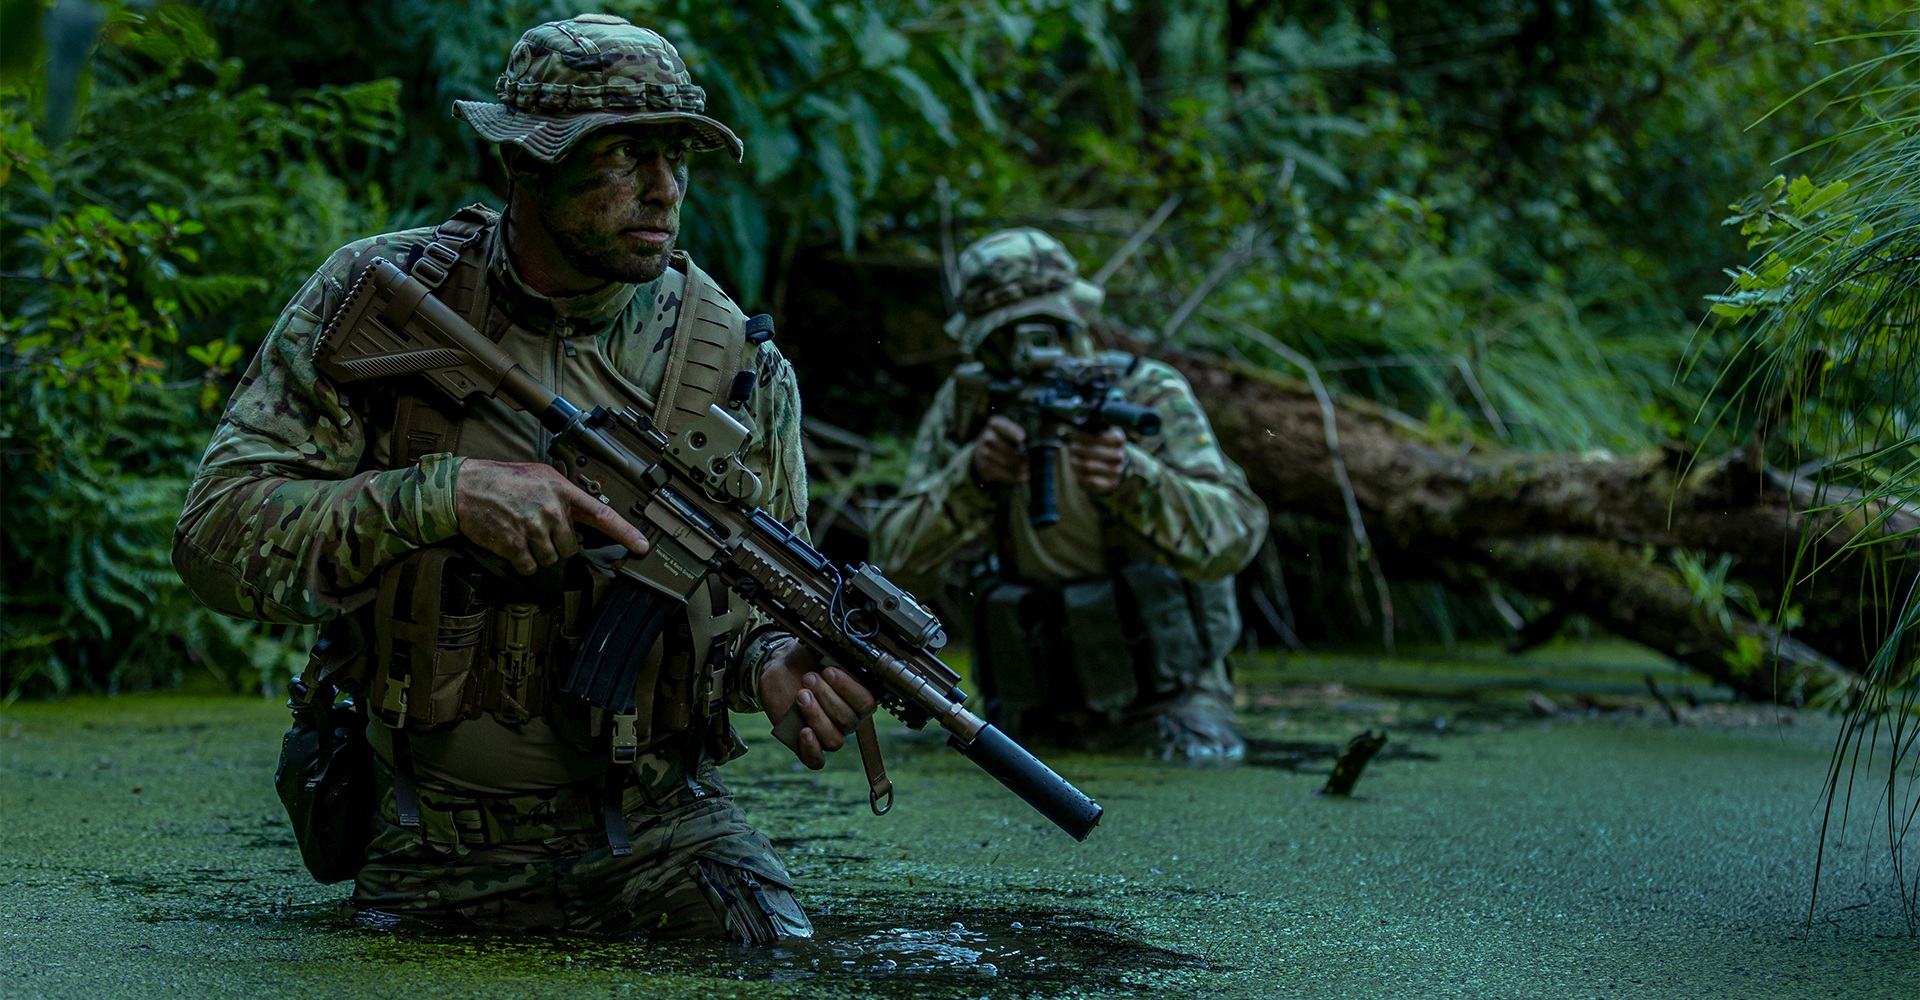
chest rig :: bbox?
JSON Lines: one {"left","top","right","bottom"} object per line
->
{"left": 359, "top": 206, "right": 760, "bottom": 761}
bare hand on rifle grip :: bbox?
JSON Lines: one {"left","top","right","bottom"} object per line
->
{"left": 971, "top": 415, "right": 1029, "bottom": 485}
{"left": 453, "top": 459, "right": 650, "bottom": 575}
{"left": 758, "top": 642, "right": 879, "bottom": 769}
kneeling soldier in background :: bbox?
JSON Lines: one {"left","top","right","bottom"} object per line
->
{"left": 871, "top": 229, "right": 1268, "bottom": 760}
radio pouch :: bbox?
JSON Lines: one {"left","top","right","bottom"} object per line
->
{"left": 975, "top": 580, "right": 1047, "bottom": 715}
{"left": 1119, "top": 559, "right": 1208, "bottom": 698}
{"left": 1059, "top": 579, "right": 1138, "bottom": 713}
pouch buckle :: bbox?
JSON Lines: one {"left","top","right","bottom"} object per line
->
{"left": 611, "top": 712, "right": 639, "bottom": 763}
{"left": 494, "top": 602, "right": 539, "bottom": 725}
{"left": 702, "top": 647, "right": 731, "bottom": 719}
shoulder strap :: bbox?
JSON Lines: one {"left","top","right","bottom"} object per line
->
{"left": 654, "top": 252, "right": 750, "bottom": 435}
{"left": 409, "top": 204, "right": 493, "bottom": 293}
{"left": 390, "top": 205, "right": 498, "bottom": 467}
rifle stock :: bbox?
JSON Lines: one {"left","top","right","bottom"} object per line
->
{"left": 316, "top": 258, "right": 1103, "bottom": 841}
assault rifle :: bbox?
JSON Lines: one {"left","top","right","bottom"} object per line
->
{"left": 957, "top": 322, "right": 1162, "bottom": 529}
{"left": 314, "top": 258, "right": 1102, "bottom": 841}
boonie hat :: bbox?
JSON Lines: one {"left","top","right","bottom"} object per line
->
{"left": 946, "top": 228, "right": 1106, "bottom": 354}
{"left": 454, "top": 13, "right": 743, "bottom": 162}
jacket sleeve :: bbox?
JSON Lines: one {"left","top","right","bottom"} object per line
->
{"left": 1100, "top": 359, "right": 1268, "bottom": 582}
{"left": 724, "top": 342, "right": 810, "bottom": 713}
{"left": 170, "top": 250, "right": 464, "bottom": 625}
{"left": 867, "top": 378, "right": 998, "bottom": 592}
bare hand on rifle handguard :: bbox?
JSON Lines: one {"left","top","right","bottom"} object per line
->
{"left": 756, "top": 642, "right": 879, "bottom": 769}
{"left": 1067, "top": 427, "right": 1128, "bottom": 495}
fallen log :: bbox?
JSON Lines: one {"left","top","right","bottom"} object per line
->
{"left": 1189, "top": 360, "right": 1891, "bottom": 704}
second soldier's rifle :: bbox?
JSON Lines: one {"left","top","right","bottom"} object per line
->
{"left": 957, "top": 322, "right": 1162, "bottom": 529}
{"left": 314, "top": 258, "right": 1102, "bottom": 841}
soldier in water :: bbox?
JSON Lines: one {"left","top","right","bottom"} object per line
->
{"left": 871, "top": 229, "right": 1268, "bottom": 760}
{"left": 173, "top": 14, "right": 874, "bottom": 940}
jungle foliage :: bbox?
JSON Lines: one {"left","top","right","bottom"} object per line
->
{"left": 1701, "top": 26, "right": 1920, "bottom": 920}
{"left": 0, "top": 0, "right": 1911, "bottom": 698}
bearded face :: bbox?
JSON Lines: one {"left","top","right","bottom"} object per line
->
{"left": 526, "top": 126, "right": 694, "bottom": 285}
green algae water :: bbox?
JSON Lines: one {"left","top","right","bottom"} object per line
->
{"left": 3, "top": 643, "right": 1915, "bottom": 999}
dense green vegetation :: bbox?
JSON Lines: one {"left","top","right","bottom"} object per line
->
{"left": 1, "top": 0, "right": 1912, "bottom": 700}
{"left": 1700, "top": 26, "right": 1920, "bottom": 913}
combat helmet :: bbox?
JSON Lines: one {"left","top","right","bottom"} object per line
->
{"left": 454, "top": 13, "right": 743, "bottom": 163}
{"left": 946, "top": 228, "right": 1105, "bottom": 355}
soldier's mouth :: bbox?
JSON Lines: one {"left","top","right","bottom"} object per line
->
{"left": 624, "top": 226, "right": 673, "bottom": 246}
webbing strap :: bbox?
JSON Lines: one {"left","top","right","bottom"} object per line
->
{"left": 652, "top": 252, "right": 701, "bottom": 432}
{"left": 602, "top": 767, "right": 633, "bottom": 857}
{"left": 855, "top": 716, "right": 894, "bottom": 816}
{"left": 392, "top": 729, "right": 422, "bottom": 830}
{"left": 409, "top": 205, "right": 490, "bottom": 290}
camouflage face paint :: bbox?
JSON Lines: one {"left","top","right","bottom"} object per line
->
{"left": 530, "top": 126, "right": 691, "bottom": 285}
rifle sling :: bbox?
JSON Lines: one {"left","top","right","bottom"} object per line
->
{"left": 856, "top": 716, "right": 893, "bottom": 816}
{"left": 389, "top": 207, "right": 493, "bottom": 464}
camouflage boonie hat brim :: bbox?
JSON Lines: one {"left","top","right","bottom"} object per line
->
{"left": 946, "top": 227, "right": 1105, "bottom": 353}
{"left": 453, "top": 13, "right": 743, "bottom": 163}
{"left": 945, "top": 282, "right": 1105, "bottom": 354}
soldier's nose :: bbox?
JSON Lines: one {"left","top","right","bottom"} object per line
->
{"left": 638, "top": 154, "right": 682, "bottom": 204}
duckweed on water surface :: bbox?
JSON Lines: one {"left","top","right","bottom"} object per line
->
{"left": 2, "top": 643, "right": 1914, "bottom": 999}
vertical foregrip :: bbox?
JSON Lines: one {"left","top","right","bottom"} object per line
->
{"left": 1028, "top": 440, "right": 1060, "bottom": 529}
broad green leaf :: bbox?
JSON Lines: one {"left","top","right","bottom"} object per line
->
{"left": 884, "top": 64, "right": 955, "bottom": 145}
{"left": 813, "top": 130, "right": 859, "bottom": 254}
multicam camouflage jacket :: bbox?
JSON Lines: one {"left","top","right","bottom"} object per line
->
{"left": 172, "top": 212, "right": 809, "bottom": 717}
{"left": 870, "top": 353, "right": 1267, "bottom": 590}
